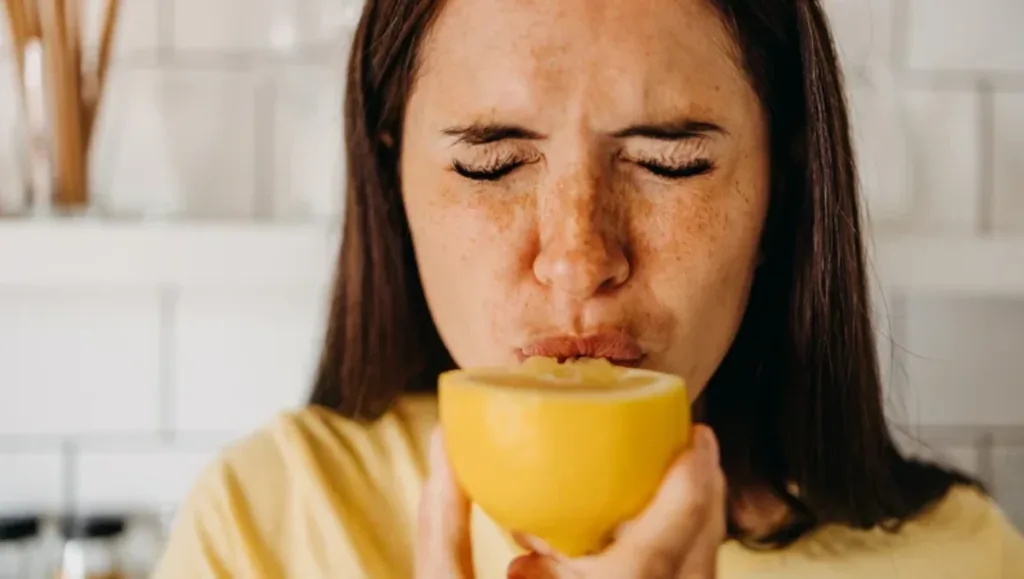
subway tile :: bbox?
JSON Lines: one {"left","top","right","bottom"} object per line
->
{"left": 906, "top": 0, "right": 1024, "bottom": 72}
{"left": 850, "top": 85, "right": 980, "bottom": 231}
{"left": 89, "top": 67, "right": 258, "bottom": 218}
{"left": 174, "top": 0, "right": 301, "bottom": 53}
{"left": 0, "top": 291, "right": 161, "bottom": 435}
{"left": 821, "top": 0, "right": 894, "bottom": 69}
{"left": 81, "top": 0, "right": 161, "bottom": 55}
{"left": 74, "top": 443, "right": 219, "bottom": 510}
{"left": 272, "top": 66, "right": 344, "bottom": 221}
{"left": 298, "top": 0, "right": 362, "bottom": 56}
{"left": 902, "top": 297, "right": 1024, "bottom": 427}
{"left": 0, "top": 57, "right": 24, "bottom": 216}
{"left": 0, "top": 451, "right": 64, "bottom": 512}
{"left": 992, "top": 92, "right": 1024, "bottom": 233}
{"left": 173, "top": 291, "right": 326, "bottom": 433}
{"left": 992, "top": 446, "right": 1024, "bottom": 531}
{"left": 847, "top": 79, "right": 915, "bottom": 223}
{"left": 898, "top": 88, "right": 981, "bottom": 233}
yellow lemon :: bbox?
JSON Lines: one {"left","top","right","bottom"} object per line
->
{"left": 438, "top": 357, "right": 690, "bottom": 557}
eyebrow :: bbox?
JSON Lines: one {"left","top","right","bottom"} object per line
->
{"left": 441, "top": 118, "right": 726, "bottom": 145}
{"left": 612, "top": 120, "right": 726, "bottom": 140}
{"left": 442, "top": 124, "right": 544, "bottom": 146}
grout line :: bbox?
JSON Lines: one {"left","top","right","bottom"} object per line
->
{"left": 62, "top": 440, "right": 77, "bottom": 514}
{"left": 0, "top": 433, "right": 240, "bottom": 451}
{"left": 890, "top": 0, "right": 910, "bottom": 72}
{"left": 159, "top": 0, "right": 176, "bottom": 63}
{"left": 976, "top": 431, "right": 996, "bottom": 488}
{"left": 159, "top": 287, "right": 179, "bottom": 442}
{"left": 899, "top": 69, "right": 1024, "bottom": 88}
{"left": 112, "top": 51, "right": 340, "bottom": 71}
{"left": 252, "top": 74, "right": 278, "bottom": 220}
{"left": 977, "top": 79, "right": 995, "bottom": 236}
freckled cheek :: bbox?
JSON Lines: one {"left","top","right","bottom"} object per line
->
{"left": 407, "top": 191, "right": 533, "bottom": 288}
{"left": 627, "top": 193, "right": 731, "bottom": 269}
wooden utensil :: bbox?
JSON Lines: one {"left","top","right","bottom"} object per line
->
{"left": 2, "top": 0, "right": 121, "bottom": 214}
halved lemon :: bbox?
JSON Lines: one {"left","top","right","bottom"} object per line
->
{"left": 438, "top": 357, "right": 690, "bottom": 557}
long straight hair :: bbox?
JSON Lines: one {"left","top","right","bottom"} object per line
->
{"left": 309, "top": 0, "right": 979, "bottom": 544}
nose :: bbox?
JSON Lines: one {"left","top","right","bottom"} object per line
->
{"left": 532, "top": 167, "right": 630, "bottom": 298}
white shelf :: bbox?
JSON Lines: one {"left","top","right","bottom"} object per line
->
{"left": 0, "top": 221, "right": 1022, "bottom": 297}
{"left": 0, "top": 220, "right": 340, "bottom": 289}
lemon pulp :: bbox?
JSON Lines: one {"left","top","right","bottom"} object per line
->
{"left": 438, "top": 356, "right": 690, "bottom": 556}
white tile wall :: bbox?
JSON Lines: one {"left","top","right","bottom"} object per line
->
{"left": 74, "top": 443, "right": 218, "bottom": 509}
{"left": 81, "top": 0, "right": 162, "bottom": 56}
{"left": 0, "top": 290, "right": 161, "bottom": 435}
{"left": 847, "top": 78, "right": 915, "bottom": 222}
{"left": 906, "top": 0, "right": 1024, "bottom": 72}
{"left": 90, "top": 67, "right": 259, "bottom": 218}
{"left": 172, "top": 291, "right": 325, "bottom": 433}
{"left": 299, "top": 0, "right": 363, "bottom": 54}
{"left": 898, "top": 88, "right": 982, "bottom": 233}
{"left": 993, "top": 447, "right": 1024, "bottom": 527}
{"left": 271, "top": 65, "right": 345, "bottom": 221}
{"left": 0, "top": 0, "right": 1021, "bottom": 537}
{"left": 0, "top": 451, "right": 64, "bottom": 512}
{"left": 993, "top": 93, "right": 1024, "bottom": 233}
{"left": 823, "top": 0, "right": 894, "bottom": 68}
{"left": 174, "top": 0, "right": 301, "bottom": 53}
{"left": 0, "top": 57, "right": 23, "bottom": 216}
{"left": 901, "top": 297, "right": 1024, "bottom": 427}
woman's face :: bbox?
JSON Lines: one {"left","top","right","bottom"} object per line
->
{"left": 401, "top": 0, "right": 769, "bottom": 398}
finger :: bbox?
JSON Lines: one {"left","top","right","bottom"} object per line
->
{"left": 416, "top": 427, "right": 475, "bottom": 579}
{"left": 506, "top": 552, "right": 563, "bottom": 579}
{"left": 609, "top": 425, "right": 727, "bottom": 566}
{"left": 511, "top": 532, "right": 564, "bottom": 561}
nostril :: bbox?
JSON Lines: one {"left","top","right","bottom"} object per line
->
{"left": 532, "top": 238, "right": 630, "bottom": 297}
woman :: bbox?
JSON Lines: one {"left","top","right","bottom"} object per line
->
{"left": 154, "top": 0, "right": 1024, "bottom": 577}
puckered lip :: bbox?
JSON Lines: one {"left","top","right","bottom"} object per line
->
{"left": 516, "top": 330, "right": 645, "bottom": 367}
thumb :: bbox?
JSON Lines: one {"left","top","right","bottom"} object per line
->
{"left": 416, "top": 427, "right": 475, "bottom": 579}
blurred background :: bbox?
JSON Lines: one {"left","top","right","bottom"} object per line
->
{"left": 0, "top": 0, "right": 1022, "bottom": 576}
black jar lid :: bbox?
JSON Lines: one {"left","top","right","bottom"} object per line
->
{"left": 60, "top": 515, "right": 126, "bottom": 540}
{"left": 0, "top": 516, "right": 41, "bottom": 542}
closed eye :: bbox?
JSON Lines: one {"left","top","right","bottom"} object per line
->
{"left": 452, "top": 159, "right": 523, "bottom": 181}
{"left": 638, "top": 158, "right": 714, "bottom": 179}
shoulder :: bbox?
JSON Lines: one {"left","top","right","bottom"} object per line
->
{"left": 153, "top": 397, "right": 439, "bottom": 578}
{"left": 195, "top": 395, "right": 440, "bottom": 518}
{"left": 797, "top": 486, "right": 1023, "bottom": 577}
{"left": 211, "top": 395, "right": 439, "bottom": 483}
{"left": 926, "top": 485, "right": 1024, "bottom": 577}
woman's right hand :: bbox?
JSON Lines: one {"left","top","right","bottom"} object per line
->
{"left": 415, "top": 425, "right": 727, "bottom": 579}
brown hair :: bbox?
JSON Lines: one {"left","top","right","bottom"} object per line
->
{"left": 309, "top": 0, "right": 979, "bottom": 544}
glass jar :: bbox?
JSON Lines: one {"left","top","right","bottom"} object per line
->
{"left": 56, "top": 516, "right": 127, "bottom": 579}
{"left": 0, "top": 515, "right": 45, "bottom": 579}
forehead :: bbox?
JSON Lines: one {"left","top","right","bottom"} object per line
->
{"left": 413, "top": 0, "right": 751, "bottom": 127}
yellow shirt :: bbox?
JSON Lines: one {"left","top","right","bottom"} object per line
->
{"left": 153, "top": 398, "right": 1024, "bottom": 578}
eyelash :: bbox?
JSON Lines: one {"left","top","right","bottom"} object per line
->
{"left": 451, "top": 157, "right": 714, "bottom": 182}
{"left": 452, "top": 158, "right": 520, "bottom": 182}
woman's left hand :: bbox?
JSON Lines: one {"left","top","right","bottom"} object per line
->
{"left": 416, "top": 424, "right": 727, "bottom": 579}
{"left": 506, "top": 425, "right": 727, "bottom": 579}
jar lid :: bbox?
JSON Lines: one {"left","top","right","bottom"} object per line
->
{"left": 60, "top": 515, "right": 126, "bottom": 540}
{"left": 0, "top": 516, "right": 40, "bottom": 541}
